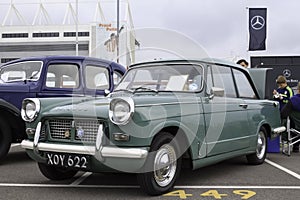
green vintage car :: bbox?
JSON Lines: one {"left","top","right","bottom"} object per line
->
{"left": 21, "top": 59, "right": 285, "bottom": 195}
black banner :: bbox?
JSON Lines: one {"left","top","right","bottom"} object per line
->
{"left": 249, "top": 8, "right": 267, "bottom": 51}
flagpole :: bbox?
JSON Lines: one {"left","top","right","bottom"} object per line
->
{"left": 116, "top": 0, "right": 120, "bottom": 63}
{"left": 246, "top": 7, "right": 250, "bottom": 67}
{"left": 75, "top": 0, "right": 78, "bottom": 56}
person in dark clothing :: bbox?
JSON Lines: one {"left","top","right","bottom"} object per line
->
{"left": 281, "top": 82, "right": 300, "bottom": 152}
{"left": 273, "top": 75, "right": 293, "bottom": 110}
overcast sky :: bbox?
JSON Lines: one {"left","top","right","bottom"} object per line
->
{"left": 1, "top": 0, "right": 300, "bottom": 63}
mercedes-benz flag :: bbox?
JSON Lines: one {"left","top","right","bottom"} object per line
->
{"left": 249, "top": 8, "right": 267, "bottom": 51}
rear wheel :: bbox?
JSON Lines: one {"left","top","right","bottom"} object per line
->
{"left": 0, "top": 117, "right": 12, "bottom": 163}
{"left": 38, "top": 163, "right": 78, "bottom": 180}
{"left": 246, "top": 127, "right": 267, "bottom": 165}
{"left": 137, "top": 132, "right": 182, "bottom": 196}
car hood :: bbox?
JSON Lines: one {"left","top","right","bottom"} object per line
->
{"left": 41, "top": 97, "right": 110, "bottom": 119}
{"left": 40, "top": 92, "right": 201, "bottom": 120}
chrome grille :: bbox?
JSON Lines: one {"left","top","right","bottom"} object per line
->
{"left": 48, "top": 119, "right": 100, "bottom": 143}
{"left": 49, "top": 120, "right": 72, "bottom": 139}
{"left": 75, "top": 120, "right": 99, "bottom": 142}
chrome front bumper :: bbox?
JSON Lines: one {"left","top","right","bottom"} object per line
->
{"left": 21, "top": 140, "right": 148, "bottom": 159}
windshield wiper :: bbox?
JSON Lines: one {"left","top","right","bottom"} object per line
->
{"left": 133, "top": 86, "right": 158, "bottom": 94}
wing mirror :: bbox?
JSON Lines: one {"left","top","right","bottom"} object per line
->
{"left": 209, "top": 87, "right": 225, "bottom": 99}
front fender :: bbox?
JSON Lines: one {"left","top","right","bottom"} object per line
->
{"left": 0, "top": 99, "right": 20, "bottom": 116}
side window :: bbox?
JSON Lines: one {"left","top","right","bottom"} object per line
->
{"left": 208, "top": 65, "right": 236, "bottom": 98}
{"left": 46, "top": 73, "right": 56, "bottom": 87}
{"left": 233, "top": 69, "right": 257, "bottom": 99}
{"left": 85, "top": 65, "right": 109, "bottom": 90}
{"left": 46, "top": 64, "right": 79, "bottom": 88}
{"left": 113, "top": 71, "right": 123, "bottom": 86}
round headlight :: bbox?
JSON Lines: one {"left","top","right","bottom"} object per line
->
{"left": 109, "top": 97, "right": 134, "bottom": 125}
{"left": 25, "top": 102, "right": 36, "bottom": 119}
{"left": 21, "top": 98, "right": 40, "bottom": 122}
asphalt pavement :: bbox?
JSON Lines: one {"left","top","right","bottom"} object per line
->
{"left": 0, "top": 144, "right": 299, "bottom": 200}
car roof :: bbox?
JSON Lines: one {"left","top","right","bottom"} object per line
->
{"left": 1, "top": 55, "right": 119, "bottom": 67}
{"left": 0, "top": 55, "right": 126, "bottom": 73}
{"left": 129, "top": 58, "right": 246, "bottom": 71}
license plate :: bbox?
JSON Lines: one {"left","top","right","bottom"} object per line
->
{"left": 46, "top": 152, "right": 89, "bottom": 169}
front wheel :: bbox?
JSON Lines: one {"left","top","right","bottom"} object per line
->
{"left": 137, "top": 132, "right": 182, "bottom": 196}
{"left": 246, "top": 127, "right": 267, "bottom": 165}
{"left": 38, "top": 163, "right": 78, "bottom": 180}
{"left": 0, "top": 117, "right": 12, "bottom": 163}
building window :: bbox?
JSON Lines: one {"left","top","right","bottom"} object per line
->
{"left": 1, "top": 58, "right": 19, "bottom": 63}
{"left": 64, "top": 32, "right": 90, "bottom": 37}
{"left": 79, "top": 32, "right": 90, "bottom": 37}
{"left": 64, "top": 32, "right": 76, "bottom": 37}
{"left": 2, "top": 33, "right": 28, "bottom": 38}
{"left": 33, "top": 32, "right": 59, "bottom": 37}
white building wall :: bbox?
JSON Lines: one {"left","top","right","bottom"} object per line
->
{"left": 0, "top": 24, "right": 90, "bottom": 63}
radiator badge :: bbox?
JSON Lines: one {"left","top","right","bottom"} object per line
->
{"left": 64, "top": 130, "right": 70, "bottom": 138}
{"left": 77, "top": 127, "right": 84, "bottom": 139}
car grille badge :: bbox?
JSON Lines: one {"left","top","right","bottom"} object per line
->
{"left": 64, "top": 130, "right": 71, "bottom": 138}
{"left": 76, "top": 126, "right": 84, "bottom": 139}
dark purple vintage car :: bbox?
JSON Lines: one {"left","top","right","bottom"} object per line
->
{"left": 0, "top": 55, "right": 125, "bottom": 162}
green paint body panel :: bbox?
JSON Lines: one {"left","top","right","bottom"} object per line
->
{"left": 23, "top": 59, "right": 283, "bottom": 173}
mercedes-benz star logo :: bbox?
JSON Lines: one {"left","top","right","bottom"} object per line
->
{"left": 251, "top": 15, "right": 265, "bottom": 30}
{"left": 283, "top": 69, "right": 292, "bottom": 78}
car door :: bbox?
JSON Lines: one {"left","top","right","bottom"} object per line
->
{"left": 38, "top": 60, "right": 84, "bottom": 98}
{"left": 232, "top": 68, "right": 260, "bottom": 138}
{"left": 203, "top": 65, "right": 251, "bottom": 157}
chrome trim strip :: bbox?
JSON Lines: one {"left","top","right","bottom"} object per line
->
{"left": 96, "top": 124, "right": 104, "bottom": 151}
{"left": 101, "top": 146, "right": 148, "bottom": 159}
{"left": 206, "top": 135, "right": 253, "bottom": 145}
{"left": 21, "top": 140, "right": 148, "bottom": 159}
{"left": 135, "top": 101, "right": 201, "bottom": 108}
{"left": 33, "top": 122, "right": 41, "bottom": 147}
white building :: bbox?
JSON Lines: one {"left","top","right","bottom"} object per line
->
{"left": 0, "top": 0, "right": 136, "bottom": 66}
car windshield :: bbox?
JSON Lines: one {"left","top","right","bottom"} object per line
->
{"left": 116, "top": 63, "right": 203, "bottom": 92}
{"left": 0, "top": 61, "right": 43, "bottom": 83}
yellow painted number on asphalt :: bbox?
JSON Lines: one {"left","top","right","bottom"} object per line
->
{"left": 163, "top": 189, "right": 256, "bottom": 199}
{"left": 200, "top": 190, "right": 228, "bottom": 199}
{"left": 233, "top": 190, "right": 256, "bottom": 199}
{"left": 163, "top": 190, "right": 193, "bottom": 199}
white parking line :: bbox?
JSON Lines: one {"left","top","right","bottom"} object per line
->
{"left": 175, "top": 185, "right": 300, "bottom": 189}
{"left": 0, "top": 183, "right": 299, "bottom": 189}
{"left": 71, "top": 172, "right": 93, "bottom": 185}
{"left": 0, "top": 183, "right": 139, "bottom": 188}
{"left": 265, "top": 159, "right": 300, "bottom": 180}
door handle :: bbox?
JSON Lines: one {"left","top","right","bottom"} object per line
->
{"left": 239, "top": 104, "right": 248, "bottom": 109}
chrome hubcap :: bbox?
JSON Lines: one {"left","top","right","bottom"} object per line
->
{"left": 256, "top": 131, "right": 266, "bottom": 159}
{"left": 154, "top": 144, "right": 177, "bottom": 187}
